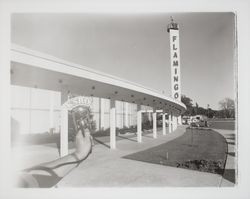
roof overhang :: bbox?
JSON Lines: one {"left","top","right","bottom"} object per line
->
{"left": 11, "top": 44, "right": 186, "bottom": 116}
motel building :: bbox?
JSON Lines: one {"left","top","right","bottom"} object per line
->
{"left": 10, "top": 15, "right": 186, "bottom": 160}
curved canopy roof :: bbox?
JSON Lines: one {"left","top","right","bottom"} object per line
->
{"left": 11, "top": 44, "right": 186, "bottom": 116}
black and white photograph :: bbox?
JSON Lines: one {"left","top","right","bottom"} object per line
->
{"left": 0, "top": 0, "right": 250, "bottom": 199}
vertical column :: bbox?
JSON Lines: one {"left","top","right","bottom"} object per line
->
{"left": 125, "top": 102, "right": 129, "bottom": 128}
{"left": 98, "top": 98, "right": 101, "bottom": 131}
{"left": 130, "top": 104, "right": 133, "bottom": 127}
{"left": 28, "top": 88, "right": 32, "bottom": 134}
{"left": 110, "top": 99, "right": 116, "bottom": 149}
{"left": 60, "top": 90, "right": 69, "bottom": 157}
{"left": 172, "top": 116, "right": 175, "bottom": 131}
{"left": 162, "top": 113, "right": 166, "bottom": 135}
{"left": 61, "top": 89, "right": 68, "bottom": 105}
{"left": 171, "top": 112, "right": 174, "bottom": 132}
{"left": 60, "top": 108, "right": 68, "bottom": 157}
{"left": 137, "top": 104, "right": 142, "bottom": 143}
{"left": 178, "top": 116, "right": 182, "bottom": 125}
{"left": 148, "top": 110, "right": 152, "bottom": 126}
{"left": 153, "top": 110, "right": 157, "bottom": 138}
{"left": 49, "top": 91, "right": 54, "bottom": 133}
{"left": 100, "top": 98, "right": 105, "bottom": 130}
{"left": 173, "top": 116, "right": 178, "bottom": 131}
{"left": 120, "top": 101, "right": 124, "bottom": 129}
{"left": 168, "top": 112, "right": 172, "bottom": 133}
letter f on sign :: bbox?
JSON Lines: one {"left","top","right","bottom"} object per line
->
{"left": 173, "top": 36, "right": 177, "bottom": 42}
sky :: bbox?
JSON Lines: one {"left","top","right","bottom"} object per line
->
{"left": 11, "top": 13, "right": 236, "bottom": 110}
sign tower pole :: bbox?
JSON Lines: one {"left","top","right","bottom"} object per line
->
{"left": 167, "top": 17, "right": 182, "bottom": 125}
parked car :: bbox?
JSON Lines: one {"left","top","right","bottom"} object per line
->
{"left": 182, "top": 116, "right": 191, "bottom": 125}
{"left": 190, "top": 115, "right": 209, "bottom": 127}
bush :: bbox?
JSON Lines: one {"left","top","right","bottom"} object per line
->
{"left": 142, "top": 120, "right": 153, "bottom": 130}
{"left": 176, "top": 159, "right": 224, "bottom": 174}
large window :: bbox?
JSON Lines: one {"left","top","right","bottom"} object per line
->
{"left": 11, "top": 85, "right": 61, "bottom": 134}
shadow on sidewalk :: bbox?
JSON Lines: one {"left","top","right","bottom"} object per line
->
{"left": 117, "top": 135, "right": 137, "bottom": 142}
{"left": 227, "top": 152, "right": 235, "bottom": 157}
{"left": 93, "top": 137, "right": 110, "bottom": 148}
{"left": 142, "top": 134, "right": 154, "bottom": 139}
{"left": 223, "top": 169, "right": 235, "bottom": 184}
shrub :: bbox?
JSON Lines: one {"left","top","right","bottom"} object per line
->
{"left": 176, "top": 159, "right": 224, "bottom": 174}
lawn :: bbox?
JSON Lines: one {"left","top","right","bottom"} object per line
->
{"left": 123, "top": 128, "right": 228, "bottom": 174}
{"left": 208, "top": 120, "right": 235, "bottom": 130}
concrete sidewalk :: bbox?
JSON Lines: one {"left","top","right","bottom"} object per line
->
{"left": 212, "top": 129, "right": 236, "bottom": 187}
{"left": 56, "top": 126, "right": 227, "bottom": 187}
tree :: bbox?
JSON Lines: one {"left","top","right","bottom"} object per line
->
{"left": 194, "top": 102, "right": 199, "bottom": 115}
{"left": 181, "top": 95, "right": 193, "bottom": 116}
{"left": 181, "top": 95, "right": 193, "bottom": 108}
{"left": 218, "top": 98, "right": 235, "bottom": 118}
{"left": 207, "top": 108, "right": 216, "bottom": 118}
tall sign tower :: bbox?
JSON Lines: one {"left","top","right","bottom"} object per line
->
{"left": 167, "top": 17, "right": 181, "bottom": 102}
{"left": 168, "top": 17, "right": 182, "bottom": 125}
